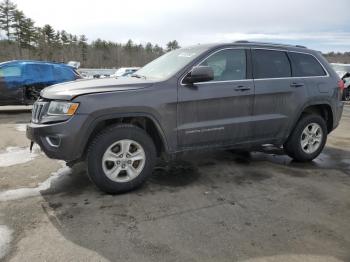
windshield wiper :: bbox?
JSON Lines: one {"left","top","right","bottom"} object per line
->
{"left": 131, "top": 74, "right": 147, "bottom": 79}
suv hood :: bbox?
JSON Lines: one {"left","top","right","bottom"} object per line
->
{"left": 41, "top": 77, "right": 155, "bottom": 100}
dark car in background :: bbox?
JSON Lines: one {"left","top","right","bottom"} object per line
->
{"left": 0, "top": 60, "right": 81, "bottom": 106}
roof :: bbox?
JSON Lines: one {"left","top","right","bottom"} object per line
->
{"left": 0, "top": 60, "right": 71, "bottom": 67}
{"left": 233, "top": 40, "right": 307, "bottom": 49}
{"left": 186, "top": 41, "right": 313, "bottom": 53}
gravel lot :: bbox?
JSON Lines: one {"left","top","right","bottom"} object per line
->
{"left": 0, "top": 105, "right": 349, "bottom": 262}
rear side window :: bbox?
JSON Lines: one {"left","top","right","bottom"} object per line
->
{"left": 252, "top": 49, "right": 291, "bottom": 79}
{"left": 25, "top": 64, "right": 54, "bottom": 82}
{"left": 289, "top": 52, "right": 326, "bottom": 77}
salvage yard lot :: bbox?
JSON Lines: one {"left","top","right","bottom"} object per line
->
{"left": 0, "top": 105, "right": 349, "bottom": 262}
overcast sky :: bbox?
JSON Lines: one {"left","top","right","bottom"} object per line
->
{"left": 13, "top": 0, "right": 350, "bottom": 52}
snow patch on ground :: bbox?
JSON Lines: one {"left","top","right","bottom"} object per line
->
{"left": 0, "top": 225, "right": 12, "bottom": 260}
{"left": 14, "top": 124, "right": 27, "bottom": 132}
{"left": 0, "top": 146, "right": 40, "bottom": 167}
{"left": 0, "top": 163, "right": 71, "bottom": 202}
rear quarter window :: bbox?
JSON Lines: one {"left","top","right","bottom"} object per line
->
{"left": 289, "top": 52, "right": 326, "bottom": 77}
{"left": 252, "top": 49, "right": 291, "bottom": 79}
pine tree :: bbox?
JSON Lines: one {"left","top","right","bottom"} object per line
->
{"left": 60, "top": 30, "right": 69, "bottom": 45}
{"left": 12, "top": 10, "right": 25, "bottom": 45}
{"left": 145, "top": 42, "right": 153, "bottom": 53}
{"left": 0, "top": 0, "right": 16, "bottom": 40}
{"left": 71, "top": 35, "right": 77, "bottom": 45}
{"left": 42, "top": 24, "right": 55, "bottom": 44}
{"left": 153, "top": 44, "right": 164, "bottom": 56}
{"left": 78, "top": 34, "right": 88, "bottom": 63}
{"left": 53, "top": 30, "right": 61, "bottom": 45}
{"left": 22, "top": 18, "right": 36, "bottom": 47}
{"left": 166, "top": 40, "right": 180, "bottom": 52}
{"left": 125, "top": 39, "right": 133, "bottom": 50}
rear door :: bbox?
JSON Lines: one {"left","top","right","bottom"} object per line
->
{"left": 177, "top": 48, "right": 254, "bottom": 147}
{"left": 24, "top": 63, "right": 55, "bottom": 87}
{"left": 251, "top": 49, "right": 307, "bottom": 142}
{"left": 288, "top": 51, "right": 328, "bottom": 95}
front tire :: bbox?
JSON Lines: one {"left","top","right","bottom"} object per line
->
{"left": 284, "top": 114, "right": 327, "bottom": 162}
{"left": 87, "top": 124, "right": 156, "bottom": 194}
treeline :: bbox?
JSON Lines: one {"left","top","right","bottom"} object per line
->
{"left": 0, "top": 0, "right": 349, "bottom": 67}
{"left": 323, "top": 52, "right": 350, "bottom": 64}
{"left": 0, "top": 0, "right": 180, "bottom": 68}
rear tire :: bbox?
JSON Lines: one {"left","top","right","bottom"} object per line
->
{"left": 284, "top": 114, "right": 327, "bottom": 162}
{"left": 87, "top": 124, "right": 156, "bottom": 194}
{"left": 344, "top": 88, "right": 350, "bottom": 101}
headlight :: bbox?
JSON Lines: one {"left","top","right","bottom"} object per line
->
{"left": 47, "top": 101, "right": 79, "bottom": 116}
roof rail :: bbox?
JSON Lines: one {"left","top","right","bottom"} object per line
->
{"left": 233, "top": 40, "right": 307, "bottom": 49}
{"left": 234, "top": 40, "right": 250, "bottom": 43}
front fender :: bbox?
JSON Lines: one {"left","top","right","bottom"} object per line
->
{"left": 76, "top": 111, "right": 170, "bottom": 159}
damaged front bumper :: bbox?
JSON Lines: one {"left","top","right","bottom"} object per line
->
{"left": 26, "top": 115, "right": 89, "bottom": 162}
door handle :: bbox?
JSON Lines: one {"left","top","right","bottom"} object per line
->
{"left": 290, "top": 82, "right": 305, "bottom": 88}
{"left": 234, "top": 85, "right": 251, "bottom": 91}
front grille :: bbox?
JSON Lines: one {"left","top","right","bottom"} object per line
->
{"left": 32, "top": 101, "right": 48, "bottom": 123}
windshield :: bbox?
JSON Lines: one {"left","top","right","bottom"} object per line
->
{"left": 136, "top": 45, "right": 210, "bottom": 80}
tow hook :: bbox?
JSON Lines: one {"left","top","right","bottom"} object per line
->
{"left": 30, "top": 141, "right": 34, "bottom": 152}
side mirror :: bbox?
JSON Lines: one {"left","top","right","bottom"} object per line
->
{"left": 183, "top": 66, "right": 214, "bottom": 84}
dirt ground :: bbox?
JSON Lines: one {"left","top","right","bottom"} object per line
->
{"left": 0, "top": 105, "right": 349, "bottom": 262}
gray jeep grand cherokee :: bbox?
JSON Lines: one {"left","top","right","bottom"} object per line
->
{"left": 27, "top": 41, "right": 344, "bottom": 194}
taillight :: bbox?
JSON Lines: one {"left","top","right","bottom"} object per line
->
{"left": 338, "top": 80, "right": 345, "bottom": 92}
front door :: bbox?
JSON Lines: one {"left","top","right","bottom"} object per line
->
{"left": 0, "top": 64, "right": 23, "bottom": 105}
{"left": 177, "top": 48, "right": 254, "bottom": 148}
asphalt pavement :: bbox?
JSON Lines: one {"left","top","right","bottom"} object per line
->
{"left": 0, "top": 105, "right": 349, "bottom": 262}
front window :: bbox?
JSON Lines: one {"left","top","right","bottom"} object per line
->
{"left": 136, "top": 45, "right": 210, "bottom": 80}
{"left": 53, "top": 66, "right": 75, "bottom": 81}
{"left": 199, "top": 49, "right": 246, "bottom": 81}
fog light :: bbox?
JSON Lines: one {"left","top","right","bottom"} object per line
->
{"left": 46, "top": 136, "right": 61, "bottom": 147}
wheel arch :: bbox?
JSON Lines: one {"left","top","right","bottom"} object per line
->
{"left": 293, "top": 101, "right": 333, "bottom": 134}
{"left": 81, "top": 113, "right": 169, "bottom": 159}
